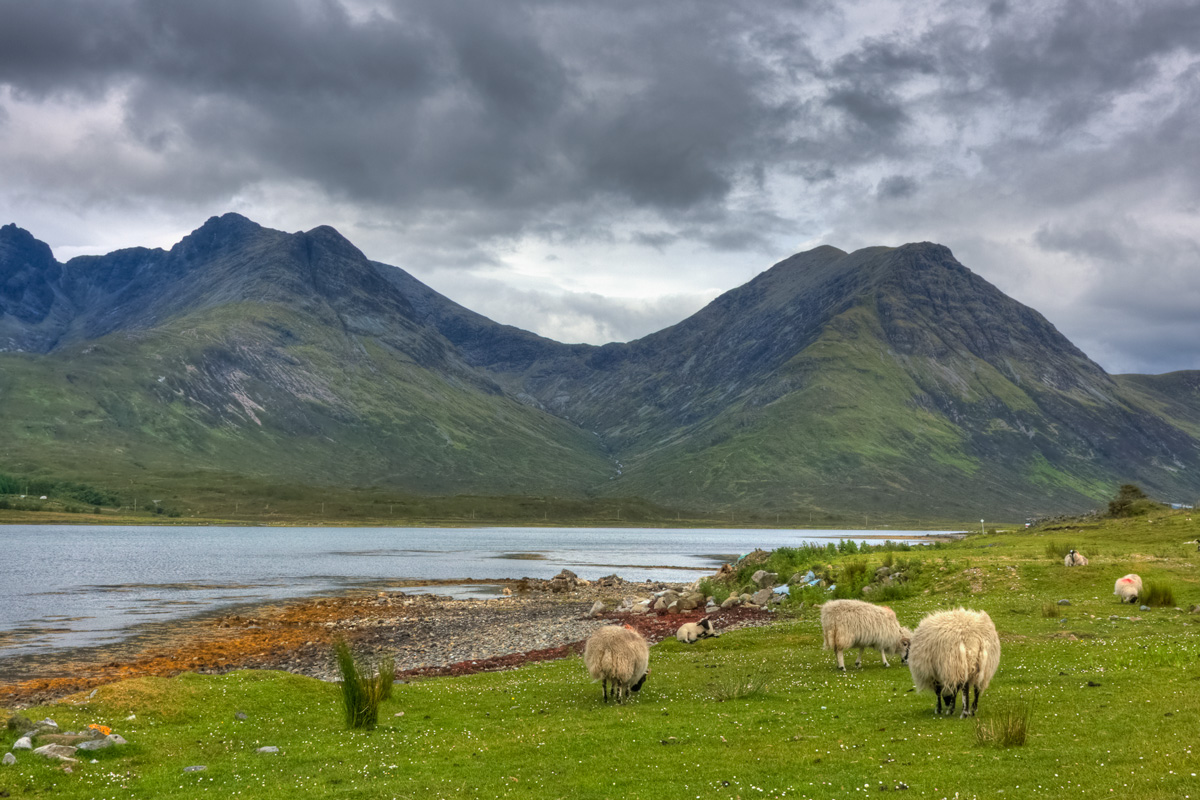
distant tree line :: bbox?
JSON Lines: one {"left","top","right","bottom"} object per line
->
{"left": 0, "top": 472, "right": 120, "bottom": 506}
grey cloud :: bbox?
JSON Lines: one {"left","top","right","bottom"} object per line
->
{"left": 877, "top": 175, "right": 917, "bottom": 200}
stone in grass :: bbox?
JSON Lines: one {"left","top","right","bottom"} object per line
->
{"left": 235, "top": 711, "right": 248, "bottom": 720}
{"left": 2, "top": 752, "right": 16, "bottom": 766}
{"left": 1057, "top": 599, "right": 1071, "bottom": 605}
{"left": 183, "top": 765, "right": 207, "bottom": 773}
{"left": 78, "top": 734, "right": 127, "bottom": 751}
{"left": 257, "top": 746, "right": 280, "bottom": 754}
{"left": 1140, "top": 605, "right": 1151, "bottom": 611}
{"left": 13, "top": 736, "right": 33, "bottom": 750}
{"left": 33, "top": 744, "right": 77, "bottom": 761}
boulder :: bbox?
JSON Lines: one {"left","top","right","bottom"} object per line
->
{"left": 33, "top": 743, "right": 77, "bottom": 761}
{"left": 2, "top": 752, "right": 15, "bottom": 766}
{"left": 751, "top": 570, "right": 778, "bottom": 589}
{"left": 750, "top": 587, "right": 774, "bottom": 606}
{"left": 587, "top": 600, "right": 606, "bottom": 618}
{"left": 13, "top": 736, "right": 32, "bottom": 750}
{"left": 720, "top": 596, "right": 741, "bottom": 609}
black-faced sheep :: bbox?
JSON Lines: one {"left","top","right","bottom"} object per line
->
{"left": 1064, "top": 549, "right": 1088, "bottom": 566}
{"left": 584, "top": 625, "right": 649, "bottom": 703}
{"left": 907, "top": 608, "right": 1000, "bottom": 718}
{"left": 1114, "top": 573, "right": 1142, "bottom": 603}
{"left": 820, "top": 599, "right": 912, "bottom": 671}
{"left": 676, "top": 617, "right": 719, "bottom": 644}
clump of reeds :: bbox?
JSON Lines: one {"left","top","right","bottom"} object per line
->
{"left": 975, "top": 700, "right": 1030, "bottom": 748}
{"left": 334, "top": 639, "right": 395, "bottom": 730}
{"left": 1142, "top": 581, "right": 1176, "bottom": 607}
{"left": 1042, "top": 603, "right": 1063, "bottom": 619}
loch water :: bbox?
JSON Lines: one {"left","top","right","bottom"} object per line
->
{"left": 0, "top": 525, "right": 949, "bottom": 661}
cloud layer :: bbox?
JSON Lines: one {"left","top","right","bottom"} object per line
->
{"left": 1, "top": 0, "right": 1197, "bottom": 372}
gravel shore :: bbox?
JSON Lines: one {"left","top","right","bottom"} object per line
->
{"left": 0, "top": 574, "right": 774, "bottom": 708}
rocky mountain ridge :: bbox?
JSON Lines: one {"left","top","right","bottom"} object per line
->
{"left": 1, "top": 214, "right": 1197, "bottom": 517}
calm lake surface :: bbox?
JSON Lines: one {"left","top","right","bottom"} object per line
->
{"left": 0, "top": 525, "right": 951, "bottom": 660}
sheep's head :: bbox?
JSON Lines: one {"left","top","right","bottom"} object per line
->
{"left": 898, "top": 630, "right": 913, "bottom": 663}
{"left": 631, "top": 669, "right": 649, "bottom": 692}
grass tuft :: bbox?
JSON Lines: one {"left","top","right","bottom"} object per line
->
{"left": 710, "top": 672, "right": 774, "bottom": 702}
{"left": 1142, "top": 581, "right": 1175, "bottom": 607}
{"left": 334, "top": 639, "right": 392, "bottom": 729}
{"left": 975, "top": 700, "right": 1030, "bottom": 748}
{"left": 1044, "top": 541, "right": 1070, "bottom": 559}
{"left": 1041, "top": 603, "right": 1063, "bottom": 618}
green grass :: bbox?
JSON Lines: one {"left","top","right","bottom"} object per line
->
{"left": 3, "top": 510, "right": 1200, "bottom": 798}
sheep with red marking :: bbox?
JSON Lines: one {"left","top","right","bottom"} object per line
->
{"left": 907, "top": 608, "right": 1001, "bottom": 718}
{"left": 1114, "top": 573, "right": 1142, "bottom": 603}
{"left": 584, "top": 625, "right": 649, "bottom": 703}
{"left": 820, "top": 599, "right": 912, "bottom": 671}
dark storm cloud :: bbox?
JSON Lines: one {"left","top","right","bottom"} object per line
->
{"left": 1, "top": 0, "right": 1197, "bottom": 368}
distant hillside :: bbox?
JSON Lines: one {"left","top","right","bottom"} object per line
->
{"left": 2, "top": 215, "right": 1198, "bottom": 518}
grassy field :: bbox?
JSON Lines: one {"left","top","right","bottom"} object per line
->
{"left": 2, "top": 509, "right": 1198, "bottom": 799}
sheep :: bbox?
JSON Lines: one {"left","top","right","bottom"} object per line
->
{"left": 584, "top": 624, "right": 649, "bottom": 703}
{"left": 1114, "top": 573, "right": 1142, "bottom": 604}
{"left": 1064, "top": 549, "right": 1088, "bottom": 566}
{"left": 676, "top": 617, "right": 719, "bottom": 644}
{"left": 820, "top": 599, "right": 912, "bottom": 671}
{"left": 907, "top": 608, "right": 1000, "bottom": 718}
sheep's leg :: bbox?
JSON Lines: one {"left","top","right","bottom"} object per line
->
{"left": 879, "top": 648, "right": 890, "bottom": 668}
{"left": 836, "top": 649, "right": 846, "bottom": 671}
{"left": 602, "top": 678, "right": 610, "bottom": 703}
{"left": 969, "top": 685, "right": 980, "bottom": 717}
{"left": 855, "top": 648, "right": 865, "bottom": 668}
{"left": 933, "top": 681, "right": 943, "bottom": 715}
{"left": 959, "top": 686, "right": 971, "bottom": 719}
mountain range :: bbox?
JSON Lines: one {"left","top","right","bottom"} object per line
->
{"left": 2, "top": 213, "right": 1197, "bottom": 519}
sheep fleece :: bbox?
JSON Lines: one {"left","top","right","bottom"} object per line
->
{"left": 908, "top": 608, "right": 1000, "bottom": 697}
{"left": 820, "top": 599, "right": 909, "bottom": 667}
{"left": 1114, "top": 573, "right": 1142, "bottom": 603}
{"left": 584, "top": 625, "right": 649, "bottom": 701}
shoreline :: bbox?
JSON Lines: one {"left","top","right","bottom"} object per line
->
{"left": 0, "top": 575, "right": 775, "bottom": 709}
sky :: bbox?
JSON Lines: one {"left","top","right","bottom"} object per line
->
{"left": 1, "top": 0, "right": 1198, "bottom": 374}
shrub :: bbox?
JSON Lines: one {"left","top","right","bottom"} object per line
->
{"left": 334, "top": 639, "right": 394, "bottom": 730}
{"left": 975, "top": 700, "right": 1030, "bottom": 747}
{"left": 697, "top": 578, "right": 731, "bottom": 604}
{"left": 1107, "top": 483, "right": 1162, "bottom": 517}
{"left": 1142, "top": 581, "right": 1175, "bottom": 607}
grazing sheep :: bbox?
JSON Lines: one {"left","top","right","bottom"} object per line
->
{"left": 820, "top": 599, "right": 912, "bottom": 671}
{"left": 908, "top": 608, "right": 1000, "bottom": 718}
{"left": 1114, "top": 573, "right": 1142, "bottom": 604}
{"left": 676, "top": 617, "right": 719, "bottom": 644}
{"left": 1064, "top": 549, "right": 1088, "bottom": 566}
{"left": 584, "top": 625, "right": 650, "bottom": 703}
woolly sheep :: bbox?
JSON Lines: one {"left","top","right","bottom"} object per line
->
{"left": 1064, "top": 549, "right": 1088, "bottom": 567}
{"left": 1114, "top": 573, "right": 1142, "bottom": 604}
{"left": 820, "top": 599, "right": 912, "bottom": 671}
{"left": 907, "top": 608, "right": 1000, "bottom": 718}
{"left": 584, "top": 625, "right": 649, "bottom": 703}
{"left": 676, "top": 617, "right": 719, "bottom": 644}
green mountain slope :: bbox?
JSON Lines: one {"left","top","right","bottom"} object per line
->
{"left": 3, "top": 217, "right": 1198, "bottom": 519}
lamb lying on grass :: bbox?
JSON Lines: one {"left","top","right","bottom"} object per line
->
{"left": 1064, "top": 549, "right": 1088, "bottom": 566}
{"left": 907, "top": 608, "right": 1000, "bottom": 718}
{"left": 820, "top": 599, "right": 912, "bottom": 671}
{"left": 1114, "top": 573, "right": 1142, "bottom": 603}
{"left": 676, "top": 617, "right": 719, "bottom": 644}
{"left": 584, "top": 625, "right": 649, "bottom": 703}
